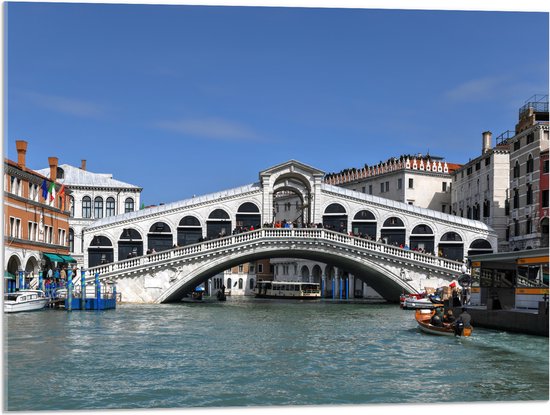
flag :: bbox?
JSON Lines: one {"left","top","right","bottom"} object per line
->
{"left": 41, "top": 180, "right": 49, "bottom": 200}
{"left": 58, "top": 184, "right": 66, "bottom": 210}
{"left": 48, "top": 181, "right": 56, "bottom": 204}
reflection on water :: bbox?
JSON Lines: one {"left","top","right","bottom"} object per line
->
{"left": 4, "top": 297, "right": 549, "bottom": 410}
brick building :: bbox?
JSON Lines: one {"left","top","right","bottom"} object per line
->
{"left": 3, "top": 140, "right": 72, "bottom": 291}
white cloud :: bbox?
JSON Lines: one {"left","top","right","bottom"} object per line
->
{"left": 445, "top": 76, "right": 510, "bottom": 101}
{"left": 156, "top": 117, "right": 263, "bottom": 142}
{"left": 22, "top": 91, "right": 105, "bottom": 118}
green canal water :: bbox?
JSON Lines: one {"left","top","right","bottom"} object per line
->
{"left": 3, "top": 298, "right": 549, "bottom": 411}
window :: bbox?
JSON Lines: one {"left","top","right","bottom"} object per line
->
{"left": 442, "top": 182, "right": 447, "bottom": 192}
{"left": 368, "top": 185, "right": 373, "bottom": 194}
{"left": 467, "top": 167, "right": 472, "bottom": 175}
{"left": 10, "top": 217, "right": 21, "bottom": 239}
{"left": 82, "top": 196, "right": 92, "bottom": 218}
{"left": 513, "top": 161, "right": 520, "bottom": 178}
{"left": 513, "top": 189, "right": 519, "bottom": 209}
{"left": 514, "top": 139, "right": 520, "bottom": 151}
{"left": 485, "top": 157, "right": 491, "bottom": 166}
{"left": 526, "top": 217, "right": 532, "bottom": 234}
{"left": 514, "top": 219, "right": 520, "bottom": 236}
{"left": 28, "top": 222, "right": 38, "bottom": 241}
{"left": 385, "top": 181, "right": 389, "bottom": 192}
{"left": 249, "top": 264, "right": 255, "bottom": 273}
{"left": 526, "top": 133, "right": 534, "bottom": 144}
{"left": 238, "top": 264, "right": 244, "bottom": 273}
{"left": 441, "top": 205, "right": 446, "bottom": 213}
{"left": 44, "top": 225, "right": 53, "bottom": 244}
{"left": 227, "top": 278, "right": 232, "bottom": 288}
{"left": 238, "top": 278, "right": 243, "bottom": 289}
{"left": 58, "top": 229, "right": 66, "bottom": 246}
{"left": 526, "top": 184, "right": 533, "bottom": 205}
{"left": 94, "top": 197, "right": 104, "bottom": 219}
{"left": 544, "top": 160, "right": 549, "bottom": 174}
{"left": 249, "top": 279, "right": 255, "bottom": 290}
{"left": 475, "top": 162, "right": 480, "bottom": 171}
{"left": 505, "top": 199, "right": 510, "bottom": 216}
{"left": 69, "top": 228, "right": 75, "bottom": 252}
{"left": 258, "top": 264, "right": 263, "bottom": 273}
{"left": 362, "top": 186, "right": 366, "bottom": 193}
{"left": 543, "top": 190, "right": 549, "bottom": 208}
{"left": 380, "top": 183, "right": 384, "bottom": 193}
{"left": 408, "top": 178, "right": 414, "bottom": 189}
{"left": 106, "top": 197, "right": 116, "bottom": 216}
{"left": 397, "top": 178, "right": 402, "bottom": 190}
{"left": 483, "top": 200, "right": 490, "bottom": 218}
{"left": 28, "top": 183, "right": 39, "bottom": 201}
{"left": 526, "top": 155, "right": 534, "bottom": 173}
{"left": 125, "top": 197, "right": 135, "bottom": 213}
{"left": 506, "top": 226, "right": 510, "bottom": 241}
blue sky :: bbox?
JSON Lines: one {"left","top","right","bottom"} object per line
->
{"left": 4, "top": 1, "right": 549, "bottom": 206}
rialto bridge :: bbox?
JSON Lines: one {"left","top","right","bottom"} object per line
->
{"left": 81, "top": 160, "right": 497, "bottom": 303}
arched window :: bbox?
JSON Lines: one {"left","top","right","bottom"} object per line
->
{"left": 325, "top": 203, "right": 346, "bottom": 213}
{"left": 249, "top": 278, "right": 255, "bottom": 290}
{"left": 513, "top": 161, "right": 520, "bottom": 178}
{"left": 351, "top": 210, "right": 377, "bottom": 239}
{"left": 69, "top": 228, "right": 74, "bottom": 252}
{"left": 125, "top": 197, "right": 135, "bottom": 213}
{"left": 69, "top": 196, "right": 75, "bottom": 217}
{"left": 207, "top": 209, "right": 231, "bottom": 239}
{"left": 227, "top": 278, "right": 232, "bottom": 289}
{"left": 513, "top": 189, "right": 519, "bottom": 209}
{"left": 526, "top": 184, "right": 533, "bottom": 205}
{"left": 483, "top": 200, "right": 490, "bottom": 218}
{"left": 468, "top": 239, "right": 493, "bottom": 256}
{"left": 94, "top": 197, "right": 104, "bottom": 219}
{"left": 526, "top": 155, "right": 534, "bottom": 173}
{"left": 106, "top": 197, "right": 116, "bottom": 216}
{"left": 236, "top": 202, "right": 261, "bottom": 229}
{"left": 323, "top": 203, "right": 348, "bottom": 232}
{"left": 238, "top": 278, "right": 243, "bottom": 289}
{"left": 410, "top": 224, "right": 434, "bottom": 252}
{"left": 82, "top": 196, "right": 91, "bottom": 218}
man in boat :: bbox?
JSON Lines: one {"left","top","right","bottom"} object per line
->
{"left": 430, "top": 306, "right": 444, "bottom": 326}
{"left": 453, "top": 307, "right": 472, "bottom": 336}
{"left": 443, "top": 309, "right": 455, "bottom": 324}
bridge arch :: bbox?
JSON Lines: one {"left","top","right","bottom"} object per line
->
{"left": 156, "top": 244, "right": 417, "bottom": 304}
{"left": 118, "top": 228, "right": 143, "bottom": 260}
{"left": 380, "top": 216, "right": 406, "bottom": 246}
{"left": 236, "top": 202, "right": 261, "bottom": 229}
{"left": 177, "top": 215, "right": 203, "bottom": 246}
{"left": 409, "top": 223, "right": 435, "bottom": 253}
{"left": 207, "top": 208, "right": 231, "bottom": 238}
{"left": 351, "top": 209, "right": 377, "bottom": 239}
{"left": 148, "top": 222, "right": 173, "bottom": 252}
{"left": 438, "top": 231, "right": 464, "bottom": 261}
{"left": 89, "top": 235, "right": 114, "bottom": 267}
{"left": 323, "top": 202, "right": 348, "bottom": 231}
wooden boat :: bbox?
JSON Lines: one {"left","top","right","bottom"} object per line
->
{"left": 415, "top": 308, "right": 472, "bottom": 337}
{"left": 4, "top": 290, "right": 48, "bottom": 313}
{"left": 255, "top": 281, "right": 320, "bottom": 299}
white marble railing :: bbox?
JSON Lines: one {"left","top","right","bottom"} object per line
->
{"left": 87, "top": 228, "right": 464, "bottom": 278}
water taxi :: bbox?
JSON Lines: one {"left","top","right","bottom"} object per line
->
{"left": 255, "top": 281, "right": 321, "bottom": 299}
{"left": 3, "top": 290, "right": 49, "bottom": 313}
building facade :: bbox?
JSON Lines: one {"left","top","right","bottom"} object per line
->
{"left": 325, "top": 155, "right": 461, "bottom": 213}
{"left": 3, "top": 140, "right": 71, "bottom": 290}
{"left": 451, "top": 131, "right": 511, "bottom": 252}
{"left": 506, "top": 96, "right": 549, "bottom": 251}
{"left": 35, "top": 160, "right": 142, "bottom": 267}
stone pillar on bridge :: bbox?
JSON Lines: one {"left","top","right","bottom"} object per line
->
{"left": 261, "top": 176, "right": 273, "bottom": 225}
{"left": 311, "top": 174, "right": 324, "bottom": 224}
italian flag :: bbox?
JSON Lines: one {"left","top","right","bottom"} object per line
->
{"left": 48, "top": 181, "right": 56, "bottom": 203}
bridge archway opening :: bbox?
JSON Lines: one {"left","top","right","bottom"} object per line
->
{"left": 351, "top": 210, "right": 377, "bottom": 238}
{"left": 311, "top": 264, "right": 322, "bottom": 284}
{"left": 178, "top": 216, "right": 203, "bottom": 246}
{"left": 207, "top": 209, "right": 231, "bottom": 238}
{"left": 236, "top": 202, "right": 261, "bottom": 229}
{"left": 381, "top": 217, "right": 406, "bottom": 246}
{"left": 410, "top": 224, "right": 434, "bottom": 253}
{"left": 467, "top": 239, "right": 493, "bottom": 256}
{"left": 118, "top": 228, "right": 143, "bottom": 260}
{"left": 148, "top": 222, "right": 173, "bottom": 252}
{"left": 272, "top": 173, "right": 312, "bottom": 225}
{"left": 438, "top": 232, "right": 464, "bottom": 261}
{"left": 89, "top": 235, "right": 114, "bottom": 267}
{"left": 323, "top": 203, "right": 348, "bottom": 232}
{"left": 300, "top": 265, "right": 310, "bottom": 281}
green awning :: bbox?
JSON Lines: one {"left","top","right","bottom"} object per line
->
{"left": 43, "top": 253, "right": 64, "bottom": 262}
{"left": 4, "top": 271, "right": 16, "bottom": 280}
{"left": 58, "top": 255, "right": 77, "bottom": 263}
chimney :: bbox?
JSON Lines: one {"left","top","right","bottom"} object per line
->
{"left": 16, "top": 140, "right": 28, "bottom": 168}
{"left": 48, "top": 157, "right": 58, "bottom": 182}
{"left": 81, "top": 159, "right": 87, "bottom": 171}
{"left": 482, "top": 131, "right": 492, "bottom": 154}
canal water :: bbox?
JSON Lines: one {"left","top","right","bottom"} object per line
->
{"left": 3, "top": 298, "right": 549, "bottom": 411}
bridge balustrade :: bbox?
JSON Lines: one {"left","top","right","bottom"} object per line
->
{"left": 87, "top": 228, "right": 465, "bottom": 281}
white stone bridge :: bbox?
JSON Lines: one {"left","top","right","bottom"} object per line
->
{"left": 80, "top": 160, "right": 497, "bottom": 303}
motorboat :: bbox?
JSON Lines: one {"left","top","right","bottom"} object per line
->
{"left": 254, "top": 281, "right": 321, "bottom": 299}
{"left": 402, "top": 296, "right": 439, "bottom": 310}
{"left": 415, "top": 308, "right": 472, "bottom": 337}
{"left": 3, "top": 290, "right": 49, "bottom": 313}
